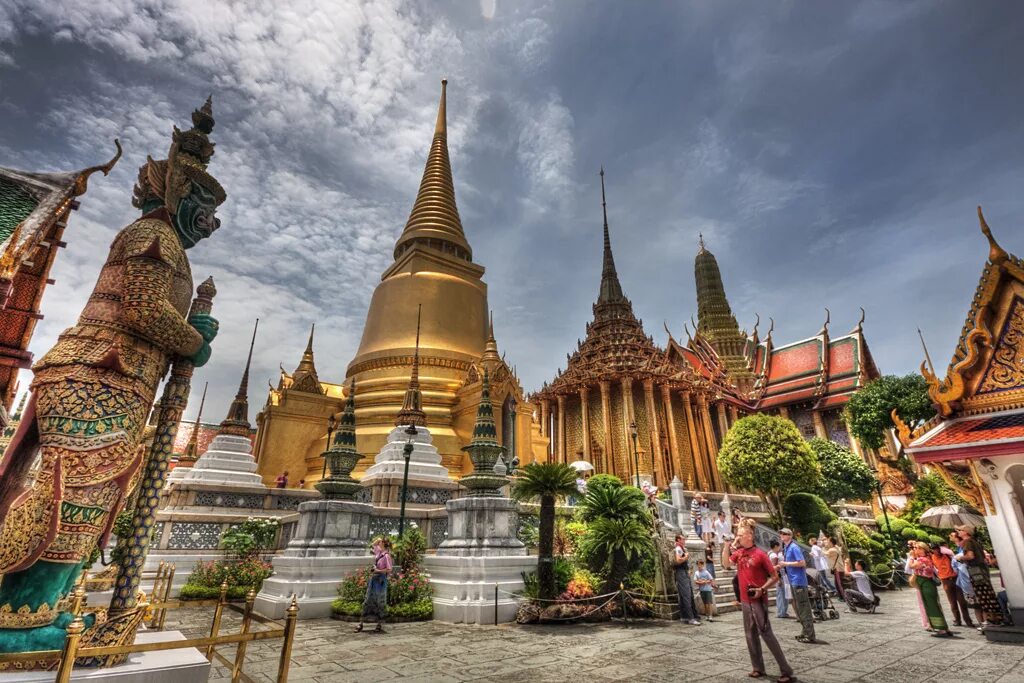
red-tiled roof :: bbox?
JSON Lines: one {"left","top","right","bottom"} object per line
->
{"left": 908, "top": 410, "right": 1024, "bottom": 461}
{"left": 766, "top": 339, "right": 821, "bottom": 383}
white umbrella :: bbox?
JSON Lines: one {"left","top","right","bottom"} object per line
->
{"left": 919, "top": 504, "right": 985, "bottom": 530}
{"left": 568, "top": 460, "right": 595, "bottom": 472}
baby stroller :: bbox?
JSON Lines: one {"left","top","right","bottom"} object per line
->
{"left": 806, "top": 568, "right": 840, "bottom": 621}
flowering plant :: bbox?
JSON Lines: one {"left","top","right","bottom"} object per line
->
{"left": 220, "top": 517, "right": 280, "bottom": 559}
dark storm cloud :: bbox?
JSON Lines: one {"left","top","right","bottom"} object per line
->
{"left": 0, "top": 0, "right": 1022, "bottom": 419}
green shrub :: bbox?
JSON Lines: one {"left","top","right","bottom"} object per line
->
{"left": 185, "top": 557, "right": 273, "bottom": 594}
{"left": 518, "top": 514, "right": 539, "bottom": 548}
{"left": 928, "top": 535, "right": 945, "bottom": 545}
{"left": 180, "top": 584, "right": 252, "bottom": 600}
{"left": 914, "top": 530, "right": 931, "bottom": 542}
{"left": 392, "top": 526, "right": 427, "bottom": 570}
{"left": 330, "top": 597, "right": 433, "bottom": 620}
{"left": 336, "top": 566, "right": 431, "bottom": 606}
{"left": 553, "top": 556, "right": 574, "bottom": 594}
{"left": 783, "top": 493, "right": 837, "bottom": 537}
{"left": 900, "top": 527, "right": 918, "bottom": 540}
{"left": 220, "top": 517, "right": 279, "bottom": 559}
{"left": 586, "top": 474, "right": 625, "bottom": 496}
{"left": 875, "top": 516, "right": 909, "bottom": 534}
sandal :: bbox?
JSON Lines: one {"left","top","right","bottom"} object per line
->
{"left": 373, "top": 623, "right": 385, "bottom": 633}
{"left": 748, "top": 672, "right": 765, "bottom": 679}
{"left": 795, "top": 635, "right": 815, "bottom": 644}
{"left": 353, "top": 624, "right": 363, "bottom": 633}
{"left": 778, "top": 676, "right": 796, "bottom": 683}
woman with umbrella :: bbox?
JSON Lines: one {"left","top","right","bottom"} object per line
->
{"left": 955, "top": 525, "right": 1004, "bottom": 628}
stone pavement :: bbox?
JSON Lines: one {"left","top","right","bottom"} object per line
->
{"left": 162, "top": 586, "right": 1024, "bottom": 683}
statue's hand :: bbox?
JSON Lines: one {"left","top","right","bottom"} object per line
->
{"left": 190, "top": 341, "right": 212, "bottom": 368}
{"left": 188, "top": 313, "right": 219, "bottom": 343}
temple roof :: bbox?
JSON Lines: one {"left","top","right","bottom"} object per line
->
{"left": 289, "top": 324, "right": 325, "bottom": 394}
{"left": 392, "top": 80, "right": 473, "bottom": 263}
{"left": 535, "top": 171, "right": 697, "bottom": 398}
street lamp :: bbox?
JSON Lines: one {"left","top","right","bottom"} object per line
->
{"left": 870, "top": 466, "right": 897, "bottom": 560}
{"left": 629, "top": 421, "right": 640, "bottom": 488}
{"left": 321, "top": 413, "right": 338, "bottom": 479}
{"left": 398, "top": 423, "right": 417, "bottom": 536}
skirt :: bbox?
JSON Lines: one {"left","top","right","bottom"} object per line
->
{"left": 362, "top": 573, "right": 389, "bottom": 620}
{"left": 968, "top": 566, "right": 1003, "bottom": 625}
{"left": 917, "top": 577, "right": 948, "bottom": 631}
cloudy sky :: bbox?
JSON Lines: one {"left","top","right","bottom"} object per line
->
{"left": 1, "top": 1, "right": 1023, "bottom": 421}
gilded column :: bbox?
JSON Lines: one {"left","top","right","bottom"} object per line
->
{"left": 716, "top": 402, "right": 730, "bottom": 442}
{"left": 599, "top": 380, "right": 613, "bottom": 476}
{"left": 556, "top": 394, "right": 567, "bottom": 463}
{"left": 728, "top": 405, "right": 739, "bottom": 425}
{"left": 642, "top": 379, "right": 663, "bottom": 484}
{"left": 812, "top": 409, "right": 828, "bottom": 440}
{"left": 620, "top": 377, "right": 635, "bottom": 480}
{"left": 778, "top": 405, "right": 790, "bottom": 420}
{"left": 540, "top": 399, "right": 550, "bottom": 440}
{"left": 579, "top": 385, "right": 591, "bottom": 462}
{"left": 698, "top": 394, "right": 721, "bottom": 491}
{"left": 661, "top": 384, "right": 683, "bottom": 485}
{"left": 682, "top": 391, "right": 709, "bottom": 490}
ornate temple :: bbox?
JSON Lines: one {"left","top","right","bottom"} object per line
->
{"left": 0, "top": 145, "right": 120, "bottom": 427}
{"left": 533, "top": 177, "right": 882, "bottom": 490}
{"left": 253, "top": 81, "right": 543, "bottom": 487}
{"left": 900, "top": 209, "right": 1024, "bottom": 639}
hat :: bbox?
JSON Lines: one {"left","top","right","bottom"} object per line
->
{"left": 780, "top": 527, "right": 793, "bottom": 535}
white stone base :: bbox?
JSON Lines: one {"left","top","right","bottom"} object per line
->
{"left": 169, "top": 434, "right": 265, "bottom": 487}
{"left": 0, "top": 631, "right": 209, "bottom": 683}
{"left": 423, "top": 554, "right": 536, "bottom": 624}
{"left": 255, "top": 555, "right": 370, "bottom": 619}
{"left": 436, "top": 497, "right": 525, "bottom": 557}
{"left": 361, "top": 425, "right": 451, "bottom": 484}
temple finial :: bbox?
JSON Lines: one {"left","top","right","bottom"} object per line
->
{"left": 819, "top": 308, "right": 830, "bottom": 336}
{"left": 853, "top": 307, "right": 866, "bottom": 334}
{"left": 435, "top": 79, "right": 448, "bottom": 138}
{"left": 220, "top": 319, "right": 259, "bottom": 435}
{"left": 698, "top": 233, "right": 705, "bottom": 252}
{"left": 482, "top": 309, "right": 500, "bottom": 362}
{"left": 596, "top": 168, "right": 626, "bottom": 307}
{"left": 978, "top": 206, "right": 1008, "bottom": 264}
{"left": 290, "top": 323, "right": 323, "bottom": 394}
{"left": 918, "top": 327, "right": 936, "bottom": 377}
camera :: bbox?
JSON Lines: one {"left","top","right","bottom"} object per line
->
{"left": 747, "top": 586, "right": 759, "bottom": 598}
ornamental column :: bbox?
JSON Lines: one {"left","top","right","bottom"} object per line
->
{"left": 540, "top": 398, "right": 550, "bottom": 442}
{"left": 716, "top": 402, "right": 730, "bottom": 442}
{"left": 661, "top": 385, "right": 683, "bottom": 485}
{"left": 698, "top": 394, "right": 721, "bottom": 491}
{"left": 556, "top": 394, "right": 567, "bottom": 463}
{"left": 642, "top": 379, "right": 663, "bottom": 485}
{"left": 681, "top": 391, "right": 708, "bottom": 490}
{"left": 812, "top": 409, "right": 828, "bottom": 440}
{"left": 620, "top": 377, "right": 635, "bottom": 480}
{"left": 599, "top": 380, "right": 613, "bottom": 476}
{"left": 778, "top": 405, "right": 790, "bottom": 420}
{"left": 579, "top": 386, "right": 591, "bottom": 462}
{"left": 728, "top": 405, "right": 739, "bottom": 425}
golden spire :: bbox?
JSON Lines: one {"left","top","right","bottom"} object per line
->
{"left": 290, "top": 324, "right": 324, "bottom": 394}
{"left": 220, "top": 319, "right": 259, "bottom": 436}
{"left": 481, "top": 310, "right": 500, "bottom": 362}
{"left": 182, "top": 382, "right": 208, "bottom": 462}
{"left": 396, "top": 304, "right": 427, "bottom": 427}
{"left": 597, "top": 167, "right": 627, "bottom": 308}
{"left": 393, "top": 79, "right": 473, "bottom": 262}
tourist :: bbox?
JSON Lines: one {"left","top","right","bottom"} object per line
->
{"left": 932, "top": 542, "right": 971, "bottom": 627}
{"left": 690, "top": 493, "right": 703, "bottom": 537}
{"left": 694, "top": 559, "right": 716, "bottom": 622}
{"left": 275, "top": 470, "right": 289, "bottom": 489}
{"left": 845, "top": 560, "right": 880, "bottom": 612}
{"left": 712, "top": 510, "right": 733, "bottom": 567}
{"left": 673, "top": 534, "right": 701, "bottom": 625}
{"left": 908, "top": 541, "right": 954, "bottom": 637}
{"left": 950, "top": 531, "right": 980, "bottom": 627}
{"left": 778, "top": 528, "right": 816, "bottom": 643}
{"left": 905, "top": 540, "right": 931, "bottom": 630}
{"left": 955, "top": 525, "right": 1003, "bottom": 628}
{"left": 355, "top": 537, "right": 393, "bottom": 633}
{"left": 297, "top": 479, "right": 305, "bottom": 489}
{"left": 824, "top": 537, "right": 844, "bottom": 600}
{"left": 700, "top": 496, "right": 713, "bottom": 546}
{"left": 704, "top": 541, "right": 717, "bottom": 579}
{"left": 725, "top": 526, "right": 795, "bottom": 683}
{"left": 768, "top": 540, "right": 791, "bottom": 618}
{"left": 809, "top": 537, "right": 836, "bottom": 594}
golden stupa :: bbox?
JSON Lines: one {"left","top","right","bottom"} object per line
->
{"left": 253, "top": 81, "right": 547, "bottom": 485}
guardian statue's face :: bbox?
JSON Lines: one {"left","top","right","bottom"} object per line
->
{"left": 173, "top": 181, "right": 221, "bottom": 249}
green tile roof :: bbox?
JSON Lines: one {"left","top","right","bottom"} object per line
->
{"left": 0, "top": 177, "right": 39, "bottom": 243}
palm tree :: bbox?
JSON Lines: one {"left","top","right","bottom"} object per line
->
{"left": 577, "top": 484, "right": 649, "bottom": 524}
{"left": 511, "top": 462, "right": 579, "bottom": 600}
{"left": 581, "top": 517, "right": 654, "bottom": 594}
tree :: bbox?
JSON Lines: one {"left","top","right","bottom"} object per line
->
{"left": 844, "top": 374, "right": 934, "bottom": 451}
{"left": 511, "top": 462, "right": 579, "bottom": 600}
{"left": 809, "top": 438, "right": 875, "bottom": 503}
{"left": 783, "top": 492, "right": 837, "bottom": 537}
{"left": 900, "top": 472, "right": 971, "bottom": 523}
{"left": 577, "top": 480, "right": 648, "bottom": 524}
{"left": 579, "top": 517, "right": 653, "bottom": 594}
{"left": 717, "top": 414, "right": 821, "bottom": 526}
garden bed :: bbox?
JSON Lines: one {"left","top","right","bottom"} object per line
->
{"left": 330, "top": 598, "right": 434, "bottom": 622}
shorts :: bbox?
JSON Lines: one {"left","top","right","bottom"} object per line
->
{"left": 700, "top": 590, "right": 715, "bottom": 606}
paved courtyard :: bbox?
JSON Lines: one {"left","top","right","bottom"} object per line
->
{"left": 164, "top": 587, "right": 1024, "bottom": 683}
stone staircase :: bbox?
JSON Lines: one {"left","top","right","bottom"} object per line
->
{"left": 705, "top": 564, "right": 778, "bottom": 615}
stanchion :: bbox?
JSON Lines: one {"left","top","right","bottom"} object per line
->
{"left": 231, "top": 589, "right": 256, "bottom": 682}
{"left": 276, "top": 596, "right": 299, "bottom": 683}
{"left": 55, "top": 585, "right": 88, "bottom": 683}
{"left": 619, "top": 583, "right": 628, "bottom": 624}
{"left": 207, "top": 581, "right": 229, "bottom": 661}
{"left": 494, "top": 583, "right": 499, "bottom": 626}
{"left": 157, "top": 563, "right": 176, "bottom": 630}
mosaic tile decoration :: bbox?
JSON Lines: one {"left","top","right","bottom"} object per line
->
{"left": 167, "top": 521, "right": 223, "bottom": 550}
{"left": 195, "top": 491, "right": 265, "bottom": 509}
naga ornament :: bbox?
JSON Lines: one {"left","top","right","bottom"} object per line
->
{"left": 0, "top": 97, "right": 226, "bottom": 653}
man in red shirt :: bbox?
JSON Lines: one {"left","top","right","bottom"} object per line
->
{"left": 726, "top": 525, "right": 795, "bottom": 682}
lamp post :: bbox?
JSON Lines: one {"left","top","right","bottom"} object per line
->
{"left": 321, "top": 414, "right": 338, "bottom": 479}
{"left": 629, "top": 421, "right": 640, "bottom": 488}
{"left": 870, "top": 466, "right": 897, "bottom": 560}
{"left": 398, "top": 423, "right": 417, "bottom": 536}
